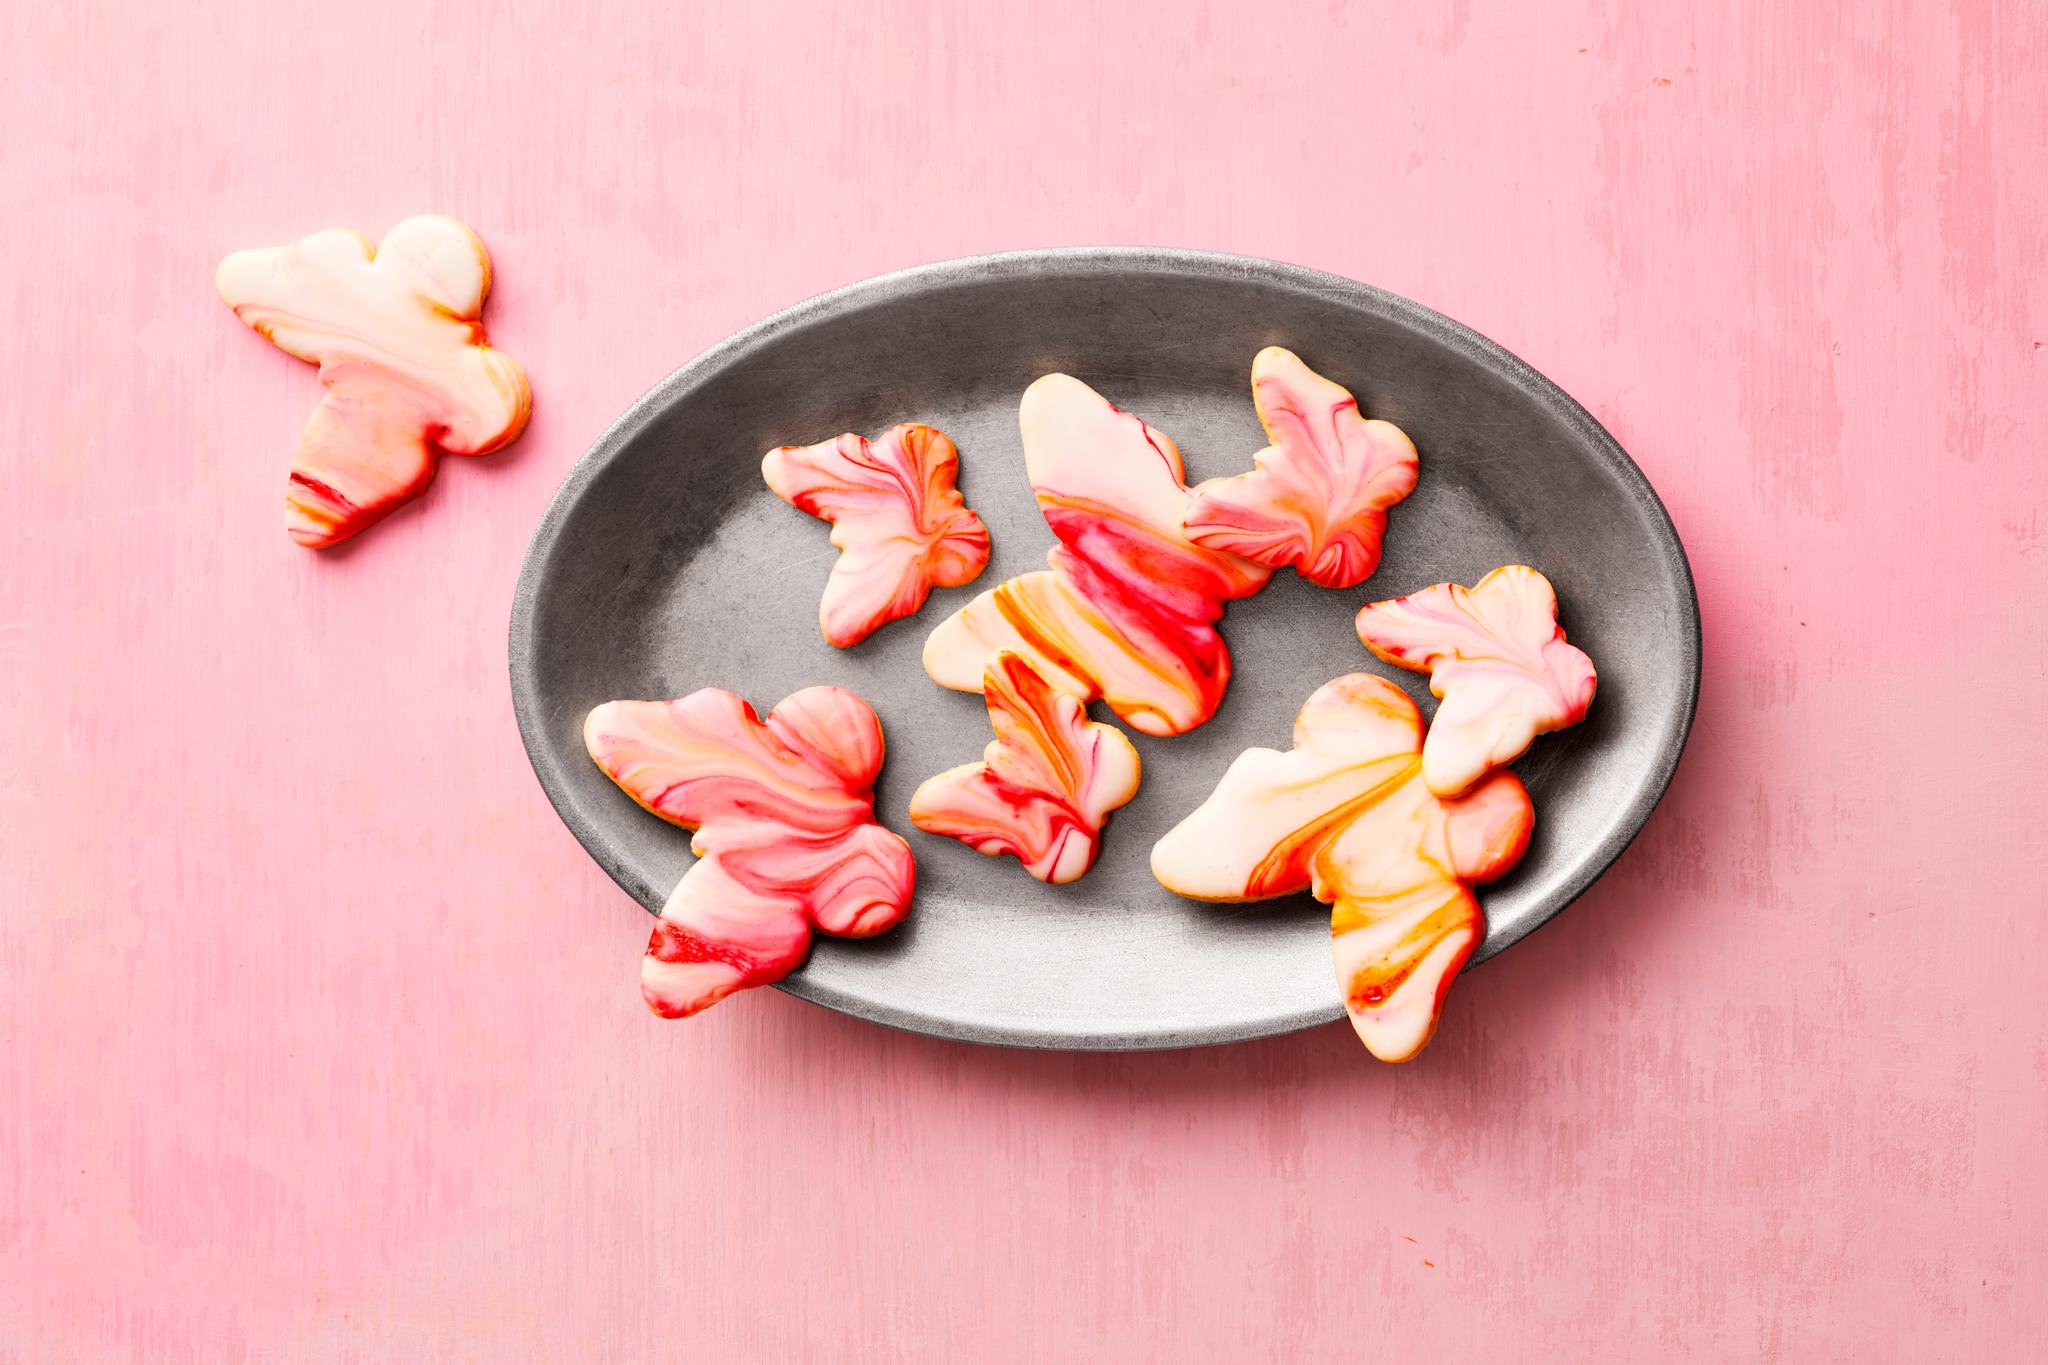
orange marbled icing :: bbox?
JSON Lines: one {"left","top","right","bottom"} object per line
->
{"left": 762, "top": 423, "right": 991, "bottom": 646}
{"left": 1151, "top": 674, "right": 1531, "bottom": 1062}
{"left": 923, "top": 374, "right": 1273, "bottom": 737}
{"left": 215, "top": 215, "right": 531, "bottom": 548}
{"left": 909, "top": 651, "right": 1142, "bottom": 884}
{"left": 1180, "top": 347, "right": 1418, "bottom": 588}
{"left": 584, "top": 687, "right": 916, "bottom": 1019}
{"left": 1354, "top": 565, "right": 1598, "bottom": 797}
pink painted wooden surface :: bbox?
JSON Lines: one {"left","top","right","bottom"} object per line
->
{"left": 3, "top": 0, "right": 2043, "bottom": 1358}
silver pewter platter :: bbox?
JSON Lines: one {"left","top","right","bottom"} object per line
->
{"left": 509, "top": 248, "right": 1701, "bottom": 1050}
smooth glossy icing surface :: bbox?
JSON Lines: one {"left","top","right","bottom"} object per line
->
{"left": 584, "top": 687, "right": 916, "bottom": 1018}
{"left": 1180, "top": 347, "right": 1418, "bottom": 588}
{"left": 923, "top": 374, "right": 1273, "bottom": 736}
{"left": 762, "top": 423, "right": 991, "bottom": 646}
{"left": 1151, "top": 674, "right": 1531, "bottom": 1061}
{"left": 908, "top": 651, "right": 1142, "bottom": 884}
{"left": 215, "top": 215, "right": 531, "bottom": 548}
{"left": 1354, "top": 565, "right": 1598, "bottom": 797}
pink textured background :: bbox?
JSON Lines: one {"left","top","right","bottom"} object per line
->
{"left": 4, "top": 0, "right": 2044, "bottom": 1359}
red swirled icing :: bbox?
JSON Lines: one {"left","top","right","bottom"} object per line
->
{"left": 1151, "top": 674, "right": 1532, "bottom": 1062}
{"left": 1180, "top": 347, "right": 1418, "bottom": 588}
{"left": 762, "top": 423, "right": 991, "bottom": 646}
{"left": 909, "top": 651, "right": 1142, "bottom": 884}
{"left": 215, "top": 215, "right": 531, "bottom": 548}
{"left": 923, "top": 374, "right": 1274, "bottom": 737}
{"left": 1354, "top": 565, "right": 1598, "bottom": 797}
{"left": 584, "top": 687, "right": 916, "bottom": 1018}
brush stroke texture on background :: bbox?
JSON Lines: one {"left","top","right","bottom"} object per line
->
{"left": 1, "top": 0, "right": 2043, "bottom": 1360}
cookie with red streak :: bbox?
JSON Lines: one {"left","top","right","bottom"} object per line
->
{"left": 585, "top": 686, "right": 916, "bottom": 1018}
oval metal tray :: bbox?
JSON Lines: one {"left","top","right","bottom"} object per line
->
{"left": 509, "top": 248, "right": 1701, "bottom": 1050}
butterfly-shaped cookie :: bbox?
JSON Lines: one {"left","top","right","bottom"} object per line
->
{"left": 1355, "top": 565, "right": 1597, "bottom": 797}
{"left": 910, "top": 651, "right": 1141, "bottom": 884}
{"left": 924, "top": 374, "right": 1274, "bottom": 736}
{"left": 1152, "top": 673, "right": 1531, "bottom": 1061}
{"left": 216, "top": 215, "right": 531, "bottom": 548}
{"left": 1181, "top": 347, "right": 1418, "bottom": 588}
{"left": 763, "top": 424, "right": 991, "bottom": 646}
{"left": 585, "top": 686, "right": 916, "bottom": 1018}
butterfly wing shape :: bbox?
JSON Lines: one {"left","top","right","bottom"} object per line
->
{"left": 909, "top": 651, "right": 1142, "bottom": 884}
{"left": 1153, "top": 674, "right": 1531, "bottom": 1062}
{"left": 584, "top": 686, "right": 916, "bottom": 1018}
{"left": 216, "top": 215, "right": 531, "bottom": 547}
{"left": 763, "top": 424, "right": 991, "bottom": 646}
{"left": 1180, "top": 348, "right": 1418, "bottom": 588}
{"left": 1355, "top": 565, "right": 1598, "bottom": 797}
{"left": 924, "top": 374, "right": 1273, "bottom": 736}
